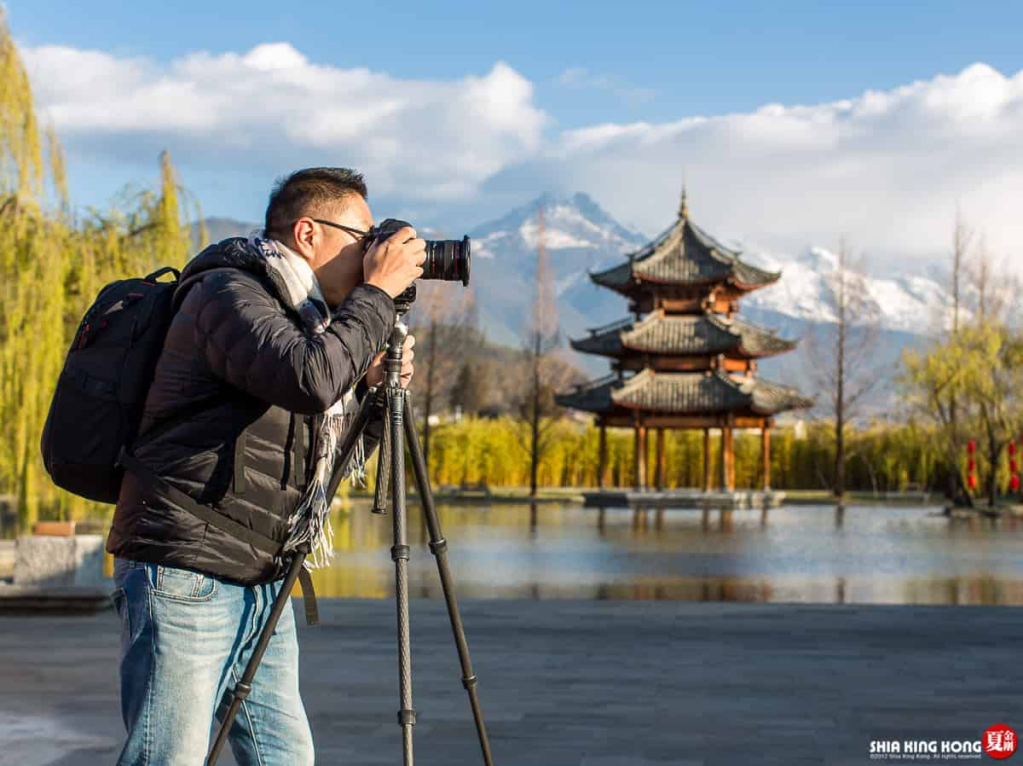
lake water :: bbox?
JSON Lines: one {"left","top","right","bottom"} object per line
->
{"left": 307, "top": 501, "right": 1023, "bottom": 605}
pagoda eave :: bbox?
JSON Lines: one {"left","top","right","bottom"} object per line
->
{"left": 556, "top": 370, "right": 813, "bottom": 420}
{"left": 728, "top": 275, "right": 781, "bottom": 293}
{"left": 568, "top": 313, "right": 799, "bottom": 361}
{"left": 589, "top": 272, "right": 781, "bottom": 299}
{"left": 569, "top": 339, "right": 621, "bottom": 358}
{"left": 735, "top": 342, "right": 797, "bottom": 359}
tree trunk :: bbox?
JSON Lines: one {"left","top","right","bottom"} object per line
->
{"left": 702, "top": 427, "right": 711, "bottom": 492}
{"left": 529, "top": 360, "right": 541, "bottom": 498}
{"left": 834, "top": 413, "right": 845, "bottom": 499}
{"left": 655, "top": 428, "right": 666, "bottom": 490}
{"left": 946, "top": 400, "right": 959, "bottom": 501}
{"left": 955, "top": 469, "right": 975, "bottom": 509}
{"left": 834, "top": 243, "right": 847, "bottom": 500}
{"left": 987, "top": 427, "right": 1000, "bottom": 508}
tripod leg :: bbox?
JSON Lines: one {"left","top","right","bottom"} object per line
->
{"left": 404, "top": 390, "right": 495, "bottom": 766}
{"left": 387, "top": 383, "right": 416, "bottom": 765}
{"left": 373, "top": 409, "right": 392, "bottom": 514}
{"left": 206, "top": 550, "right": 307, "bottom": 766}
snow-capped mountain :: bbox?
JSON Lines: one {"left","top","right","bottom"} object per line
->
{"left": 464, "top": 193, "right": 648, "bottom": 347}
{"left": 471, "top": 192, "right": 645, "bottom": 267}
{"left": 733, "top": 244, "right": 951, "bottom": 335}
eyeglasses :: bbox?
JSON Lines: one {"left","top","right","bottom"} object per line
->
{"left": 311, "top": 218, "right": 373, "bottom": 243}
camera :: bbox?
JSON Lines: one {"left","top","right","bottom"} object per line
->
{"left": 369, "top": 218, "right": 471, "bottom": 287}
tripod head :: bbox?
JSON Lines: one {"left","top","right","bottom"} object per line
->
{"left": 394, "top": 283, "right": 416, "bottom": 317}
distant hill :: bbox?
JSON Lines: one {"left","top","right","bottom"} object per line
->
{"left": 190, "top": 217, "right": 258, "bottom": 250}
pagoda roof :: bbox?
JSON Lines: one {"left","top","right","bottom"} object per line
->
{"left": 589, "top": 200, "right": 780, "bottom": 296}
{"left": 555, "top": 370, "right": 813, "bottom": 417}
{"left": 570, "top": 313, "right": 798, "bottom": 359}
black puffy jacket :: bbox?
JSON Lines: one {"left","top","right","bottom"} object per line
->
{"left": 106, "top": 238, "right": 394, "bottom": 584}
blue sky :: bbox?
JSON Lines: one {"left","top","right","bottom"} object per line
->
{"left": 17, "top": 0, "right": 1023, "bottom": 124}
{"left": 11, "top": 1, "right": 1023, "bottom": 262}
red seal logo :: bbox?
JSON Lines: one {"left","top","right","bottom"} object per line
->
{"left": 983, "top": 724, "right": 1017, "bottom": 760}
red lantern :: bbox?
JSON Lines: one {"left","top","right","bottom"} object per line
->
{"left": 1011, "top": 459, "right": 1018, "bottom": 474}
{"left": 968, "top": 474, "right": 978, "bottom": 490}
{"left": 1011, "top": 475, "right": 1020, "bottom": 491}
{"left": 1010, "top": 442, "right": 1017, "bottom": 456}
{"left": 968, "top": 459, "right": 976, "bottom": 472}
{"left": 968, "top": 439, "right": 977, "bottom": 454}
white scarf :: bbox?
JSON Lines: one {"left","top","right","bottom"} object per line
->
{"left": 247, "top": 235, "right": 367, "bottom": 570}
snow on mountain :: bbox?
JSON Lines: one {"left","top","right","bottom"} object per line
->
{"left": 469, "top": 192, "right": 645, "bottom": 271}
{"left": 464, "top": 193, "right": 648, "bottom": 347}
{"left": 732, "top": 243, "right": 952, "bottom": 335}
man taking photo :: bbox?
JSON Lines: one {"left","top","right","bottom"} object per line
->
{"left": 106, "top": 167, "right": 423, "bottom": 765}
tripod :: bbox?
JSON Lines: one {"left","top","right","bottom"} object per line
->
{"left": 207, "top": 312, "right": 495, "bottom": 766}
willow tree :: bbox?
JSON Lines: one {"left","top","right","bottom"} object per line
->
{"left": 0, "top": 13, "right": 68, "bottom": 525}
{"left": 900, "top": 338, "right": 973, "bottom": 506}
{"left": 0, "top": 12, "right": 196, "bottom": 528}
{"left": 957, "top": 322, "right": 1023, "bottom": 507}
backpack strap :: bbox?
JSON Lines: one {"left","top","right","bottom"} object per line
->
{"left": 117, "top": 447, "right": 318, "bottom": 626}
{"left": 132, "top": 395, "right": 224, "bottom": 449}
{"left": 171, "top": 266, "right": 239, "bottom": 309}
{"left": 233, "top": 431, "right": 247, "bottom": 495}
{"left": 145, "top": 266, "right": 181, "bottom": 282}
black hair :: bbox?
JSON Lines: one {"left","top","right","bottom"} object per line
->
{"left": 264, "top": 167, "right": 368, "bottom": 239}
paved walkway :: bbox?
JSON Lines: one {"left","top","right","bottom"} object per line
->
{"left": 0, "top": 599, "right": 1019, "bottom": 765}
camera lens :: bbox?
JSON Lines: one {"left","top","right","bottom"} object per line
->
{"left": 422, "top": 236, "right": 471, "bottom": 286}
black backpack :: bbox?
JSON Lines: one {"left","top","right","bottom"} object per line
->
{"left": 40, "top": 265, "right": 216, "bottom": 503}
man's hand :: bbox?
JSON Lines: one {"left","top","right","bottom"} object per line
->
{"left": 364, "top": 227, "right": 425, "bottom": 298}
{"left": 364, "top": 334, "right": 415, "bottom": 389}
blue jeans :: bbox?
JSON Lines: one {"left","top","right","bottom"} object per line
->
{"left": 111, "top": 559, "right": 314, "bottom": 766}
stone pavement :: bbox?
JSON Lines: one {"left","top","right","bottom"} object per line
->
{"left": 0, "top": 599, "right": 1019, "bottom": 766}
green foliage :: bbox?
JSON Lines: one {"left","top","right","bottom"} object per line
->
{"left": 0, "top": 15, "right": 194, "bottom": 528}
{"left": 899, "top": 320, "right": 1023, "bottom": 506}
{"left": 417, "top": 417, "right": 945, "bottom": 492}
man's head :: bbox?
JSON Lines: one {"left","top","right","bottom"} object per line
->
{"left": 264, "top": 167, "right": 373, "bottom": 275}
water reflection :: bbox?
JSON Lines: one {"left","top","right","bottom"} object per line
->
{"left": 297, "top": 501, "right": 1023, "bottom": 606}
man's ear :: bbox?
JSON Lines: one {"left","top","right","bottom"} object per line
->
{"left": 290, "top": 217, "right": 317, "bottom": 262}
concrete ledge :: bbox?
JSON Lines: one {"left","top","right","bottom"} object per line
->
{"left": 13, "top": 534, "right": 105, "bottom": 588}
{"left": 0, "top": 585, "right": 111, "bottom": 614}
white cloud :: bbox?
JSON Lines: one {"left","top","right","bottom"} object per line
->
{"left": 543, "top": 63, "right": 1023, "bottom": 263}
{"left": 556, "top": 67, "right": 656, "bottom": 106}
{"left": 23, "top": 42, "right": 546, "bottom": 200}
{"left": 21, "top": 41, "right": 1023, "bottom": 265}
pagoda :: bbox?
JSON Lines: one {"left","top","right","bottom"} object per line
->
{"left": 556, "top": 190, "right": 812, "bottom": 494}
